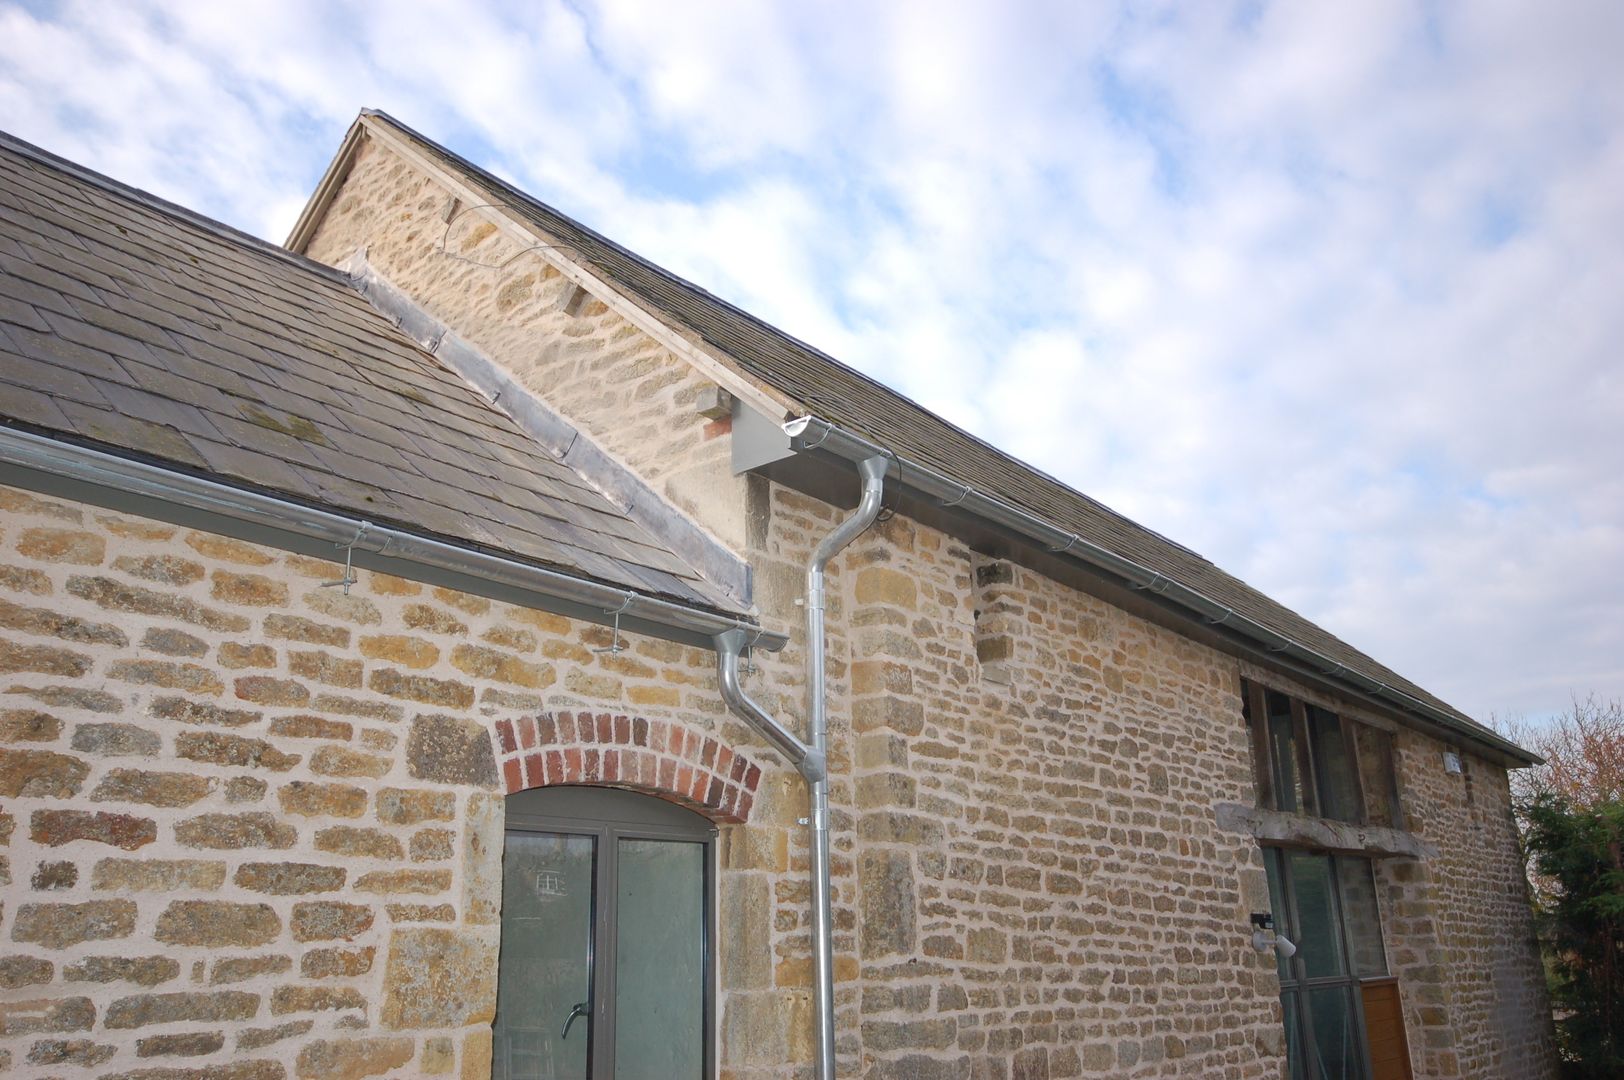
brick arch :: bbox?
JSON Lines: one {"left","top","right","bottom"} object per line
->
{"left": 494, "top": 711, "right": 763, "bottom": 824}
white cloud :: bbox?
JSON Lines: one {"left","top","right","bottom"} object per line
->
{"left": 2, "top": 0, "right": 1621, "bottom": 723}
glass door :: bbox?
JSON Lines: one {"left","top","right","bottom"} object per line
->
{"left": 496, "top": 786, "right": 715, "bottom": 1080}
{"left": 1266, "top": 850, "right": 1388, "bottom": 1080}
{"left": 494, "top": 832, "right": 596, "bottom": 1079}
{"left": 613, "top": 838, "right": 706, "bottom": 1075}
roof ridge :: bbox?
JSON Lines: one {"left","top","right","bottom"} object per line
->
{"left": 362, "top": 110, "right": 1221, "bottom": 570}
{"left": 349, "top": 112, "right": 1507, "bottom": 748}
{"left": 0, "top": 129, "right": 352, "bottom": 286}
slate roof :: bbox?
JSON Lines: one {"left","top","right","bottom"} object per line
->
{"left": 359, "top": 111, "right": 1499, "bottom": 739}
{"left": 0, "top": 131, "right": 735, "bottom": 613}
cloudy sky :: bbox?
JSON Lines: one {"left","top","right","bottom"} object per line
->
{"left": 2, "top": 0, "right": 1620, "bottom": 724}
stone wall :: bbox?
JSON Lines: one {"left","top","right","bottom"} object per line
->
{"left": 283, "top": 127, "right": 1557, "bottom": 1079}
{"left": 1380, "top": 731, "right": 1558, "bottom": 1077}
{"left": 0, "top": 484, "right": 773, "bottom": 1078}
{"left": 1227, "top": 661, "right": 1560, "bottom": 1079}
{"left": 827, "top": 515, "right": 1282, "bottom": 1078}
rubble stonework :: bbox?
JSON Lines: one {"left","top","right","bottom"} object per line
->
{"left": 289, "top": 129, "right": 1563, "bottom": 1078}
{"left": 0, "top": 487, "right": 765, "bottom": 1076}
{"left": 0, "top": 126, "right": 1558, "bottom": 1079}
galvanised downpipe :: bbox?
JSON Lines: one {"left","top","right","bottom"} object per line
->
{"left": 710, "top": 454, "right": 885, "bottom": 1080}
{"left": 806, "top": 453, "right": 889, "bottom": 1080}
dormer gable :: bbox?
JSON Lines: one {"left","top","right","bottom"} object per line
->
{"left": 290, "top": 115, "right": 770, "bottom": 599}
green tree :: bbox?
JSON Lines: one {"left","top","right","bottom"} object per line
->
{"left": 1502, "top": 699, "right": 1624, "bottom": 1076}
{"left": 1520, "top": 792, "right": 1624, "bottom": 1075}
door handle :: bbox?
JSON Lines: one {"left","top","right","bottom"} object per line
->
{"left": 561, "top": 1001, "right": 589, "bottom": 1039}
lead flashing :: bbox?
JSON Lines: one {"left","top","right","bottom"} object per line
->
{"left": 344, "top": 252, "right": 755, "bottom": 609}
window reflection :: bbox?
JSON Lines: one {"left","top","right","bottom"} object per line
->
{"left": 1241, "top": 679, "right": 1404, "bottom": 830}
{"left": 1267, "top": 689, "right": 1305, "bottom": 813}
{"left": 1336, "top": 858, "right": 1387, "bottom": 978}
{"left": 1266, "top": 849, "right": 1389, "bottom": 1079}
{"left": 1288, "top": 852, "right": 1346, "bottom": 980}
{"left": 1308, "top": 707, "right": 1360, "bottom": 824}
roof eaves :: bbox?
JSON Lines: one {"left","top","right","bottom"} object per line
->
{"left": 785, "top": 414, "right": 1541, "bottom": 767}
{"left": 0, "top": 423, "right": 787, "bottom": 653}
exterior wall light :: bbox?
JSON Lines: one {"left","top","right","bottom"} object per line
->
{"left": 1250, "top": 912, "right": 1298, "bottom": 959}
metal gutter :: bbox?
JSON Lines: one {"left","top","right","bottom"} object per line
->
{"left": 783, "top": 416, "right": 1535, "bottom": 766}
{"left": 0, "top": 426, "right": 787, "bottom": 654}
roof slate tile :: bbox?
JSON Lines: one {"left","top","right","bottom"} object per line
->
{"left": 0, "top": 131, "right": 736, "bottom": 614}
{"left": 0, "top": 296, "right": 50, "bottom": 332}
{"left": 1, "top": 322, "right": 131, "bottom": 383}
{"left": 360, "top": 110, "right": 1493, "bottom": 732}
{"left": 52, "top": 398, "right": 210, "bottom": 469}
{"left": 0, "top": 377, "right": 71, "bottom": 430}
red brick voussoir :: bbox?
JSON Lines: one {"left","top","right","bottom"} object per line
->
{"left": 494, "top": 711, "right": 762, "bottom": 824}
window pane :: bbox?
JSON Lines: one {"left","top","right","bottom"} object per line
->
{"left": 1355, "top": 726, "right": 1402, "bottom": 828}
{"left": 1282, "top": 990, "right": 1307, "bottom": 1080}
{"left": 1268, "top": 690, "right": 1306, "bottom": 813}
{"left": 615, "top": 838, "right": 706, "bottom": 1079}
{"left": 1336, "top": 857, "right": 1387, "bottom": 977}
{"left": 1305, "top": 985, "right": 1363, "bottom": 1080}
{"left": 1288, "top": 852, "right": 1346, "bottom": 979}
{"left": 1264, "top": 849, "right": 1293, "bottom": 985}
{"left": 494, "top": 832, "right": 595, "bottom": 1080}
{"left": 1309, "top": 707, "right": 1361, "bottom": 823}
{"left": 1243, "top": 681, "right": 1271, "bottom": 807}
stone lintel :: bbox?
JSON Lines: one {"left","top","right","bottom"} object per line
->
{"left": 1214, "top": 803, "right": 1435, "bottom": 860}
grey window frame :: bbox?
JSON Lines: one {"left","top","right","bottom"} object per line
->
{"left": 503, "top": 785, "right": 719, "bottom": 1080}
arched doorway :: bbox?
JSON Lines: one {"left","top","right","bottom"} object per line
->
{"left": 493, "top": 785, "right": 716, "bottom": 1079}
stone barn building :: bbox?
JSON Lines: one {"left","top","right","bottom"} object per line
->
{"left": 0, "top": 112, "right": 1556, "bottom": 1079}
